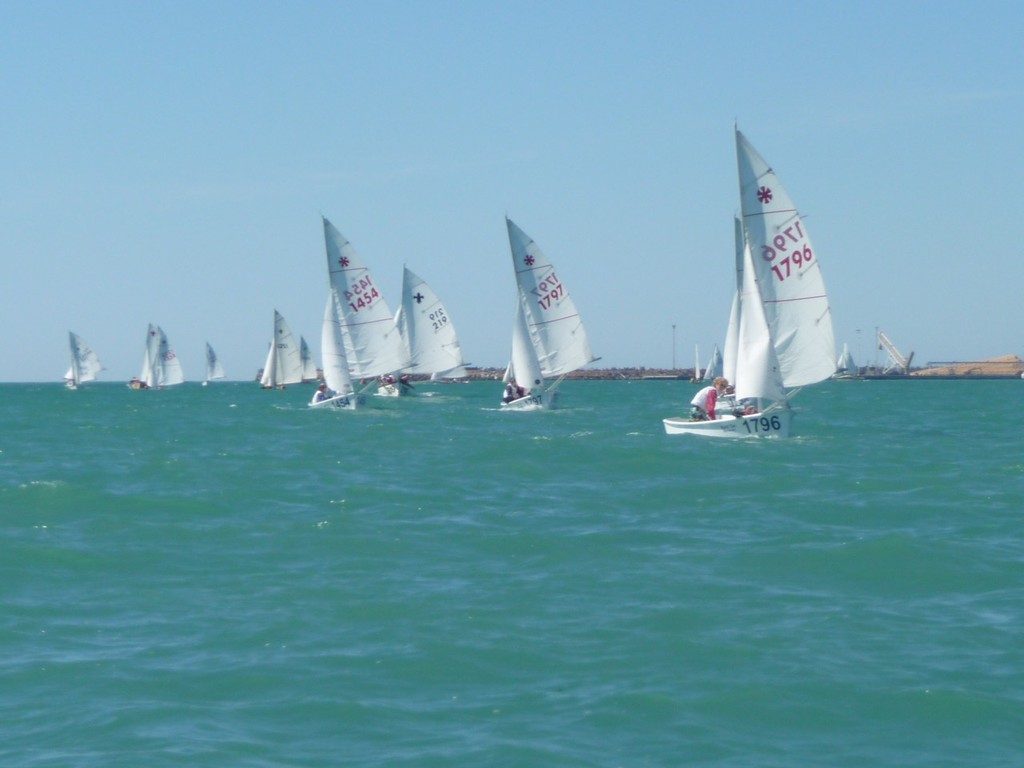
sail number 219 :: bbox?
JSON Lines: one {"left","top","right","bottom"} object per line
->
{"left": 430, "top": 307, "right": 449, "bottom": 331}
{"left": 760, "top": 220, "right": 813, "bottom": 283}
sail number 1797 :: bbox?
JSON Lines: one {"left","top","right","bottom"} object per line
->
{"left": 532, "top": 272, "right": 564, "bottom": 310}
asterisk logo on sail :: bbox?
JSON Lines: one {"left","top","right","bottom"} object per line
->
{"left": 757, "top": 186, "right": 773, "bottom": 204}
{"left": 525, "top": 254, "right": 535, "bottom": 266}
{"left": 338, "top": 256, "right": 350, "bottom": 267}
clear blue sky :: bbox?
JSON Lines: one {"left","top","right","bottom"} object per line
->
{"left": 3, "top": 0, "right": 1021, "bottom": 382}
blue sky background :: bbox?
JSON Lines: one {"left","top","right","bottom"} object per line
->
{"left": 2, "top": 1, "right": 1021, "bottom": 382}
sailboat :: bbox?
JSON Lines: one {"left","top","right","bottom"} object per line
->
{"left": 130, "top": 324, "right": 184, "bottom": 389}
{"left": 394, "top": 266, "right": 467, "bottom": 385}
{"left": 311, "top": 290, "right": 362, "bottom": 409}
{"left": 203, "top": 342, "right": 225, "bottom": 386}
{"left": 702, "top": 345, "right": 723, "bottom": 382}
{"left": 663, "top": 128, "right": 836, "bottom": 438}
{"left": 299, "top": 336, "right": 318, "bottom": 382}
{"left": 259, "top": 310, "right": 304, "bottom": 389}
{"left": 319, "top": 217, "right": 409, "bottom": 401}
{"left": 65, "top": 332, "right": 103, "bottom": 389}
{"left": 834, "top": 343, "right": 858, "bottom": 379}
{"left": 501, "top": 217, "right": 597, "bottom": 410}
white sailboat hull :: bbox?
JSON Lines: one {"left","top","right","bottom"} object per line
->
{"left": 310, "top": 392, "right": 363, "bottom": 410}
{"left": 662, "top": 408, "right": 792, "bottom": 439}
{"left": 375, "top": 380, "right": 413, "bottom": 397}
{"left": 500, "top": 383, "right": 560, "bottom": 411}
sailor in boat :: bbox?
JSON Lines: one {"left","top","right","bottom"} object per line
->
{"left": 311, "top": 382, "right": 332, "bottom": 404}
{"left": 690, "top": 377, "right": 728, "bottom": 421}
{"left": 503, "top": 379, "right": 526, "bottom": 404}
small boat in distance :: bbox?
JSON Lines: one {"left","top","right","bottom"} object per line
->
{"left": 204, "top": 342, "right": 225, "bottom": 386}
{"left": 501, "top": 217, "right": 597, "bottom": 410}
{"left": 702, "top": 345, "right": 723, "bottom": 382}
{"left": 130, "top": 324, "right": 184, "bottom": 389}
{"left": 299, "top": 336, "right": 318, "bottom": 383}
{"left": 65, "top": 332, "right": 103, "bottom": 390}
{"left": 833, "top": 343, "right": 858, "bottom": 379}
{"left": 259, "top": 310, "right": 304, "bottom": 389}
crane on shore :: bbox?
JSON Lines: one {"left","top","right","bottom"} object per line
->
{"left": 878, "top": 330, "right": 914, "bottom": 375}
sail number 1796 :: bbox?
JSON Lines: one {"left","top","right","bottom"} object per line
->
{"left": 742, "top": 414, "right": 782, "bottom": 434}
{"left": 761, "top": 220, "right": 813, "bottom": 283}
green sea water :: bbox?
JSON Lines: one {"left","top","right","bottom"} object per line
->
{"left": 1, "top": 379, "right": 1022, "bottom": 767}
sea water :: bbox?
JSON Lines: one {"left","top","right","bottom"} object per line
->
{"left": 1, "top": 380, "right": 1021, "bottom": 767}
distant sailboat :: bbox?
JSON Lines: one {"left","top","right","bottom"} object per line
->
{"left": 299, "top": 336, "right": 318, "bottom": 382}
{"left": 501, "top": 217, "right": 597, "bottom": 409}
{"left": 702, "top": 345, "right": 723, "bottom": 382}
{"left": 395, "top": 266, "right": 467, "bottom": 382}
{"left": 259, "top": 310, "right": 303, "bottom": 389}
{"left": 834, "top": 343, "right": 857, "bottom": 379}
{"left": 65, "top": 332, "right": 103, "bottom": 389}
{"left": 130, "top": 324, "right": 184, "bottom": 389}
{"left": 204, "top": 342, "right": 225, "bottom": 385}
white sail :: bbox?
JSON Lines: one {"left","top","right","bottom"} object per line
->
{"left": 396, "top": 266, "right": 466, "bottom": 379}
{"left": 322, "top": 217, "right": 409, "bottom": 378}
{"left": 65, "top": 332, "right": 102, "bottom": 388}
{"left": 137, "top": 325, "right": 183, "bottom": 388}
{"left": 736, "top": 128, "right": 835, "bottom": 388}
{"left": 702, "top": 345, "right": 723, "bottom": 382}
{"left": 508, "top": 298, "right": 544, "bottom": 392}
{"left": 139, "top": 324, "right": 160, "bottom": 387}
{"left": 734, "top": 234, "right": 785, "bottom": 403}
{"left": 299, "top": 336, "right": 318, "bottom": 382}
{"left": 157, "top": 328, "right": 185, "bottom": 387}
{"left": 836, "top": 343, "right": 857, "bottom": 375}
{"left": 320, "top": 290, "right": 355, "bottom": 396}
{"left": 506, "top": 218, "right": 596, "bottom": 378}
{"left": 205, "top": 342, "right": 225, "bottom": 383}
{"left": 722, "top": 216, "right": 744, "bottom": 386}
{"left": 259, "top": 310, "right": 303, "bottom": 388}
{"left": 259, "top": 342, "right": 275, "bottom": 387}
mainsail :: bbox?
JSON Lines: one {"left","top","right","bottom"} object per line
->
{"left": 735, "top": 128, "right": 835, "bottom": 391}
{"left": 65, "top": 331, "right": 103, "bottom": 387}
{"left": 506, "top": 217, "right": 596, "bottom": 378}
{"left": 320, "top": 290, "right": 355, "bottom": 396}
{"left": 322, "top": 217, "right": 409, "bottom": 378}
{"left": 205, "top": 342, "right": 225, "bottom": 383}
